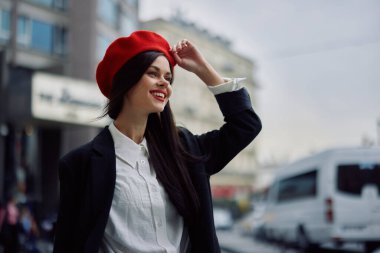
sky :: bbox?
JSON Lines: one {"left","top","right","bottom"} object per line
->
{"left": 139, "top": 0, "right": 380, "bottom": 164}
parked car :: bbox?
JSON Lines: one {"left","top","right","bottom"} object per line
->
{"left": 213, "top": 207, "right": 233, "bottom": 230}
{"left": 236, "top": 204, "right": 266, "bottom": 236}
{"left": 264, "top": 147, "right": 380, "bottom": 253}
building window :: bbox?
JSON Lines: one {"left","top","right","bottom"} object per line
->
{"left": 97, "top": 0, "right": 119, "bottom": 28}
{"left": 0, "top": 9, "right": 10, "bottom": 41}
{"left": 96, "top": 34, "right": 112, "bottom": 61}
{"left": 30, "top": 0, "right": 54, "bottom": 7}
{"left": 53, "top": 26, "right": 67, "bottom": 55}
{"left": 17, "top": 16, "right": 31, "bottom": 46}
{"left": 31, "top": 20, "right": 53, "bottom": 53}
{"left": 26, "top": 0, "right": 69, "bottom": 11}
{"left": 53, "top": 0, "right": 69, "bottom": 10}
{"left": 17, "top": 16, "right": 67, "bottom": 56}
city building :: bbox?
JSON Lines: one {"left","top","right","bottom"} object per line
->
{"left": 142, "top": 17, "right": 261, "bottom": 200}
{"left": 0, "top": 0, "right": 139, "bottom": 218}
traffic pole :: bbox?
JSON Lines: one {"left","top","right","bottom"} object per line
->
{"left": 0, "top": 48, "right": 8, "bottom": 202}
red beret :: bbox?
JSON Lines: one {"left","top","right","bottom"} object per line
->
{"left": 96, "top": 30, "right": 176, "bottom": 98}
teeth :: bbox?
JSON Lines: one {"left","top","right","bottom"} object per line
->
{"left": 152, "top": 92, "right": 165, "bottom": 98}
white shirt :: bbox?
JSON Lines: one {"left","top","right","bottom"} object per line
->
{"left": 100, "top": 78, "right": 244, "bottom": 253}
{"left": 101, "top": 123, "right": 187, "bottom": 253}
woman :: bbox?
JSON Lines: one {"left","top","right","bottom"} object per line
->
{"left": 53, "top": 30, "right": 261, "bottom": 253}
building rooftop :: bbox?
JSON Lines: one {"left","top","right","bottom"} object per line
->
{"left": 169, "top": 13, "right": 231, "bottom": 48}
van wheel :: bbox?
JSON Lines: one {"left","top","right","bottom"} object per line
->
{"left": 297, "top": 230, "right": 310, "bottom": 253}
{"left": 297, "top": 229, "right": 318, "bottom": 253}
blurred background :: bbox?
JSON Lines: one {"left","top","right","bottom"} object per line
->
{"left": 0, "top": 0, "right": 379, "bottom": 252}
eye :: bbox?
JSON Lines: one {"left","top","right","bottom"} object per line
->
{"left": 165, "top": 76, "right": 173, "bottom": 83}
{"left": 147, "top": 71, "right": 158, "bottom": 77}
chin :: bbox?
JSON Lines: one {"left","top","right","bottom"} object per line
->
{"left": 152, "top": 103, "right": 167, "bottom": 113}
{"left": 150, "top": 107, "right": 165, "bottom": 113}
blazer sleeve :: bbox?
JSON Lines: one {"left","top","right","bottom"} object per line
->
{"left": 191, "top": 88, "right": 262, "bottom": 175}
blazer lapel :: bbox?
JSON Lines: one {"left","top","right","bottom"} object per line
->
{"left": 89, "top": 127, "right": 116, "bottom": 218}
{"left": 81, "top": 127, "right": 118, "bottom": 252}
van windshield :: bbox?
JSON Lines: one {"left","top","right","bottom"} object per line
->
{"left": 337, "top": 164, "right": 380, "bottom": 195}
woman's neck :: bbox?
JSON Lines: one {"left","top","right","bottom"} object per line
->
{"left": 114, "top": 111, "right": 148, "bottom": 144}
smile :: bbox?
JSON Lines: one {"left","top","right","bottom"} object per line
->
{"left": 150, "top": 90, "right": 167, "bottom": 102}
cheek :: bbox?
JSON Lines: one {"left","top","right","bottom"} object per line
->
{"left": 126, "top": 85, "right": 144, "bottom": 99}
{"left": 167, "top": 86, "right": 173, "bottom": 99}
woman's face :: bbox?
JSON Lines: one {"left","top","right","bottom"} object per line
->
{"left": 123, "top": 55, "right": 173, "bottom": 116}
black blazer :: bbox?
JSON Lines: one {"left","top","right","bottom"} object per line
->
{"left": 53, "top": 88, "right": 262, "bottom": 253}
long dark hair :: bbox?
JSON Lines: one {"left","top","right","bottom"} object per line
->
{"left": 103, "top": 51, "right": 200, "bottom": 222}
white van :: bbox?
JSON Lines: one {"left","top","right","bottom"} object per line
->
{"left": 264, "top": 147, "right": 380, "bottom": 253}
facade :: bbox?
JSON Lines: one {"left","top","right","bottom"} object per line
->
{"left": 0, "top": 0, "right": 139, "bottom": 219}
{"left": 142, "top": 18, "right": 260, "bottom": 200}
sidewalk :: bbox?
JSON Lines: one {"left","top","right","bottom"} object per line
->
{"left": 217, "top": 229, "right": 282, "bottom": 253}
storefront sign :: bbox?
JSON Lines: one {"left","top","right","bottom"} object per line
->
{"left": 32, "top": 72, "right": 109, "bottom": 127}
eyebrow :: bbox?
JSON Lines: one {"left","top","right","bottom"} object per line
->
{"left": 149, "top": 65, "right": 172, "bottom": 76}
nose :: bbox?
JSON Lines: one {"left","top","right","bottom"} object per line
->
{"left": 157, "top": 77, "right": 170, "bottom": 87}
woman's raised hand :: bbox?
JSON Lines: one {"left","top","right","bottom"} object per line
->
{"left": 171, "top": 39, "right": 206, "bottom": 75}
{"left": 171, "top": 39, "right": 224, "bottom": 86}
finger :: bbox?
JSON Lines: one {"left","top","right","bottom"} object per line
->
{"left": 181, "top": 39, "right": 189, "bottom": 48}
{"left": 172, "top": 50, "right": 182, "bottom": 63}
{"left": 176, "top": 41, "right": 183, "bottom": 51}
{"left": 171, "top": 43, "right": 180, "bottom": 53}
{"left": 171, "top": 43, "right": 178, "bottom": 52}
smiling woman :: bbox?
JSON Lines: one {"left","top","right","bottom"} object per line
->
{"left": 119, "top": 55, "right": 173, "bottom": 114}
{"left": 53, "top": 30, "right": 262, "bottom": 253}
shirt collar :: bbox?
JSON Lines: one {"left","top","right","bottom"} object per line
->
{"left": 108, "top": 122, "right": 149, "bottom": 167}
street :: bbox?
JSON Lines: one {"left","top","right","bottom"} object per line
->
{"left": 17, "top": 228, "right": 380, "bottom": 253}
{"left": 218, "top": 229, "right": 296, "bottom": 253}
{"left": 217, "top": 229, "right": 380, "bottom": 253}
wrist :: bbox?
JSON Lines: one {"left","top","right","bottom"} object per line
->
{"left": 196, "top": 62, "right": 224, "bottom": 86}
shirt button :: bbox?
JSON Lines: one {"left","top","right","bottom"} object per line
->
{"left": 157, "top": 219, "right": 162, "bottom": 227}
{"left": 141, "top": 160, "right": 145, "bottom": 165}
